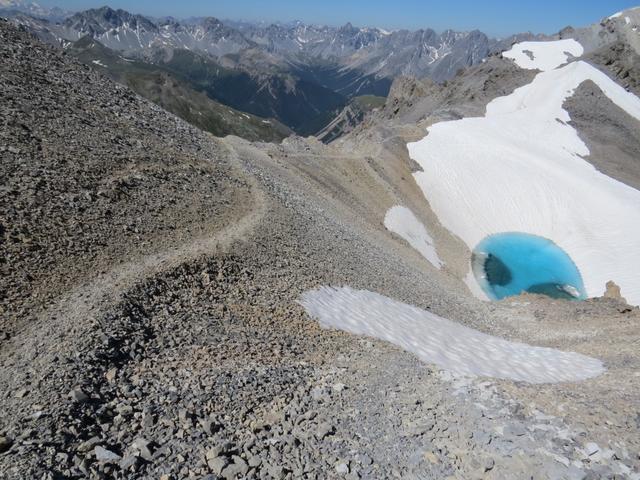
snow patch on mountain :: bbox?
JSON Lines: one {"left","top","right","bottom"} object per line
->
{"left": 502, "top": 39, "right": 583, "bottom": 71}
{"left": 609, "top": 8, "right": 640, "bottom": 20}
{"left": 408, "top": 40, "right": 640, "bottom": 305}
{"left": 299, "top": 286, "right": 605, "bottom": 383}
{"left": 384, "top": 206, "right": 442, "bottom": 269}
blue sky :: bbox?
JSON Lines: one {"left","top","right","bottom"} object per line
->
{"left": 40, "top": 0, "right": 639, "bottom": 36}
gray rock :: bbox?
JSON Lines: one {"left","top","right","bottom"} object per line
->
{"left": 69, "top": 388, "right": 90, "bottom": 403}
{"left": 267, "top": 465, "right": 285, "bottom": 479}
{"left": 0, "top": 436, "right": 13, "bottom": 453}
{"left": 119, "top": 455, "right": 140, "bottom": 470}
{"left": 77, "top": 436, "right": 101, "bottom": 452}
{"left": 316, "top": 422, "right": 335, "bottom": 440}
{"left": 207, "top": 456, "right": 228, "bottom": 475}
{"left": 335, "top": 461, "right": 349, "bottom": 474}
{"left": 584, "top": 442, "right": 600, "bottom": 456}
{"left": 131, "top": 437, "right": 154, "bottom": 461}
{"left": 222, "top": 456, "right": 249, "bottom": 478}
{"left": 14, "top": 388, "right": 28, "bottom": 398}
{"left": 504, "top": 424, "right": 527, "bottom": 437}
{"left": 94, "top": 446, "right": 121, "bottom": 463}
{"left": 484, "top": 458, "right": 495, "bottom": 472}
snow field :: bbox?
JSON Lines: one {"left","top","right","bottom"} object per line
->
{"left": 384, "top": 206, "right": 443, "bottom": 269}
{"left": 299, "top": 286, "right": 605, "bottom": 383}
{"left": 502, "top": 39, "right": 583, "bottom": 71}
{"left": 409, "top": 45, "right": 640, "bottom": 305}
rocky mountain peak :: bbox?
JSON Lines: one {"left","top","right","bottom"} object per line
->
{"left": 63, "top": 6, "right": 157, "bottom": 35}
{"left": 339, "top": 21, "right": 356, "bottom": 32}
{"left": 199, "top": 16, "right": 224, "bottom": 30}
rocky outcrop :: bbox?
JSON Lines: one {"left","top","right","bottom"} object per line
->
{"left": 604, "top": 280, "right": 628, "bottom": 303}
{"left": 316, "top": 95, "right": 385, "bottom": 143}
{"left": 586, "top": 41, "right": 640, "bottom": 97}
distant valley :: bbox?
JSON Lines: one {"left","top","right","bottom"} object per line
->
{"left": 2, "top": 3, "right": 537, "bottom": 141}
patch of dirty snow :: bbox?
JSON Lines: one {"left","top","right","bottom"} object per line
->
{"left": 384, "top": 206, "right": 443, "bottom": 269}
{"left": 299, "top": 286, "right": 605, "bottom": 383}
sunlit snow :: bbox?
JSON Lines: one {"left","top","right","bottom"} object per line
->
{"left": 299, "top": 287, "right": 605, "bottom": 383}
{"left": 502, "top": 39, "right": 583, "bottom": 71}
{"left": 384, "top": 206, "right": 443, "bottom": 269}
{"left": 409, "top": 41, "right": 640, "bottom": 305}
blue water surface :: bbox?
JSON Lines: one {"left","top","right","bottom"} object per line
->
{"left": 471, "top": 232, "right": 586, "bottom": 301}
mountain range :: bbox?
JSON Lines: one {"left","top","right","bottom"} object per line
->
{"left": 3, "top": 3, "right": 542, "bottom": 140}
{"left": 20, "top": 5, "right": 515, "bottom": 81}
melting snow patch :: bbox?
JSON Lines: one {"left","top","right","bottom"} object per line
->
{"left": 299, "top": 286, "right": 604, "bottom": 383}
{"left": 503, "top": 39, "right": 583, "bottom": 71}
{"left": 91, "top": 59, "right": 107, "bottom": 68}
{"left": 384, "top": 206, "right": 443, "bottom": 269}
{"left": 408, "top": 50, "right": 640, "bottom": 305}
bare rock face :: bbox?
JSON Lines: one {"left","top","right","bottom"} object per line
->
{"left": 585, "top": 41, "right": 640, "bottom": 97}
{"left": 382, "top": 76, "right": 435, "bottom": 118}
{"left": 604, "top": 280, "right": 627, "bottom": 303}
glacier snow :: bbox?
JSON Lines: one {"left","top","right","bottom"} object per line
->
{"left": 502, "top": 39, "right": 583, "bottom": 71}
{"left": 408, "top": 41, "right": 640, "bottom": 305}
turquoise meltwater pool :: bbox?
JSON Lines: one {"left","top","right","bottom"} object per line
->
{"left": 471, "top": 232, "right": 586, "bottom": 301}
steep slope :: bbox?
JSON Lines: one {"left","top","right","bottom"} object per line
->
{"left": 559, "top": 7, "right": 640, "bottom": 94}
{"left": 316, "top": 95, "right": 385, "bottom": 143}
{"left": 564, "top": 80, "right": 640, "bottom": 191}
{"left": 585, "top": 41, "right": 640, "bottom": 96}
{"left": 67, "top": 36, "right": 292, "bottom": 141}
{"left": 0, "top": 19, "right": 252, "bottom": 330}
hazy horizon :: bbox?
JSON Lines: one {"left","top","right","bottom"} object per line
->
{"left": 33, "top": 0, "right": 640, "bottom": 37}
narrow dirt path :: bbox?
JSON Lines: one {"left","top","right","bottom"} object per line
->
{"left": 0, "top": 140, "right": 266, "bottom": 382}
